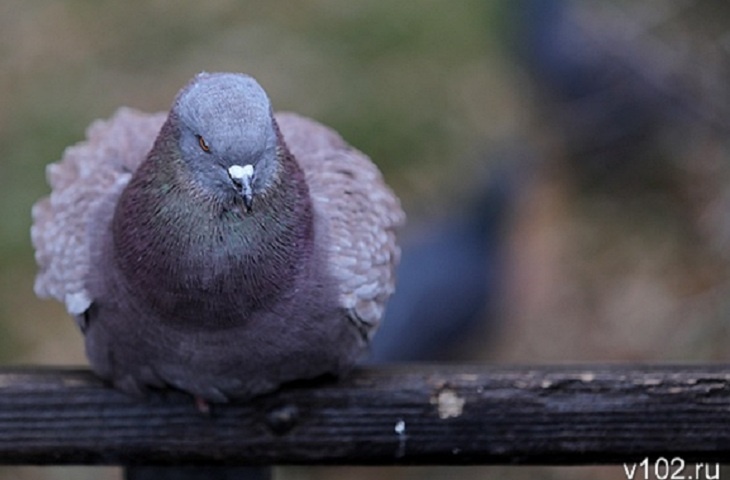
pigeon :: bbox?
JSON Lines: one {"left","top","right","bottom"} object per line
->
{"left": 31, "top": 72, "right": 404, "bottom": 403}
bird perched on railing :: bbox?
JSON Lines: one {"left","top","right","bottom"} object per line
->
{"left": 31, "top": 72, "right": 404, "bottom": 406}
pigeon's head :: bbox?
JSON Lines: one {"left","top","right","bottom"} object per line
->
{"left": 170, "top": 72, "right": 280, "bottom": 211}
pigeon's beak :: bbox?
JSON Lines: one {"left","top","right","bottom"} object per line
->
{"left": 228, "top": 164, "right": 255, "bottom": 212}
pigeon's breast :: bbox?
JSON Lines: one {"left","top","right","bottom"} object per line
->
{"left": 111, "top": 185, "right": 315, "bottom": 328}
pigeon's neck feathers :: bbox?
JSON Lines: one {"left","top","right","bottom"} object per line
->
{"left": 110, "top": 121, "right": 314, "bottom": 326}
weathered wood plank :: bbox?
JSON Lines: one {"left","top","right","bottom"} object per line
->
{"left": 0, "top": 365, "right": 728, "bottom": 465}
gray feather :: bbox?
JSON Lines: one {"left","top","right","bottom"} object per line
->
{"left": 276, "top": 113, "right": 404, "bottom": 338}
{"left": 32, "top": 108, "right": 166, "bottom": 318}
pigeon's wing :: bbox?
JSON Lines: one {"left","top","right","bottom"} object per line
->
{"left": 31, "top": 108, "right": 166, "bottom": 318}
{"left": 276, "top": 112, "right": 405, "bottom": 339}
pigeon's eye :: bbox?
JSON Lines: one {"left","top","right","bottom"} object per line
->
{"left": 197, "top": 135, "right": 211, "bottom": 153}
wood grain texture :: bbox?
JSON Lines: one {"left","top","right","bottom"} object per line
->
{"left": 0, "top": 365, "right": 728, "bottom": 465}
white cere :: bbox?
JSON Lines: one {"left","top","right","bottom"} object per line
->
{"left": 228, "top": 164, "right": 254, "bottom": 181}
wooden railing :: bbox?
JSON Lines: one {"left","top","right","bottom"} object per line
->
{"left": 0, "top": 364, "right": 728, "bottom": 475}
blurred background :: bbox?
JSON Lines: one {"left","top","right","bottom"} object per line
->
{"left": 3, "top": 0, "right": 730, "bottom": 478}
